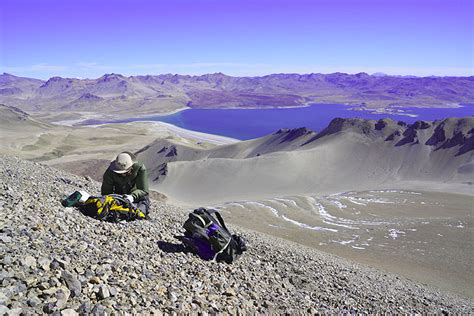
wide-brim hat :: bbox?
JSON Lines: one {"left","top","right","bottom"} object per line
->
{"left": 110, "top": 152, "right": 134, "bottom": 173}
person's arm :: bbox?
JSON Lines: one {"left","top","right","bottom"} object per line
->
{"left": 101, "top": 169, "right": 114, "bottom": 195}
{"left": 131, "top": 165, "right": 149, "bottom": 199}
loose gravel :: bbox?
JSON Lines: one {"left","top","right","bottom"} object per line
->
{"left": 1, "top": 155, "right": 473, "bottom": 314}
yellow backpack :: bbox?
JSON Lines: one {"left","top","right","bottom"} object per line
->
{"left": 81, "top": 195, "right": 146, "bottom": 222}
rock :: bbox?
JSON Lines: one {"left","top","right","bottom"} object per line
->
{"left": 50, "top": 261, "right": 61, "bottom": 270}
{"left": 168, "top": 291, "right": 178, "bottom": 303}
{"left": 2, "top": 256, "right": 12, "bottom": 265}
{"left": 42, "top": 287, "right": 58, "bottom": 296}
{"left": 53, "top": 258, "right": 68, "bottom": 269}
{"left": 22, "top": 255, "right": 36, "bottom": 268}
{"left": 0, "top": 235, "right": 12, "bottom": 243}
{"left": 78, "top": 302, "right": 91, "bottom": 314}
{"left": 109, "top": 287, "right": 117, "bottom": 297}
{"left": 0, "top": 291, "right": 8, "bottom": 305}
{"left": 91, "top": 304, "right": 106, "bottom": 315}
{"left": 25, "top": 277, "right": 37, "bottom": 287}
{"left": 61, "top": 271, "right": 81, "bottom": 298}
{"left": 0, "top": 305, "right": 9, "bottom": 315}
{"left": 55, "top": 287, "right": 71, "bottom": 310}
{"left": 224, "top": 289, "right": 236, "bottom": 296}
{"left": 38, "top": 257, "right": 51, "bottom": 271}
{"left": 97, "top": 285, "right": 110, "bottom": 300}
{"left": 61, "top": 308, "right": 79, "bottom": 316}
{"left": 6, "top": 307, "right": 22, "bottom": 316}
{"left": 88, "top": 277, "right": 100, "bottom": 284}
{"left": 27, "top": 295, "right": 42, "bottom": 307}
{"left": 43, "top": 302, "right": 56, "bottom": 314}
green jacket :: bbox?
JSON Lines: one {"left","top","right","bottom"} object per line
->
{"left": 101, "top": 161, "right": 149, "bottom": 200}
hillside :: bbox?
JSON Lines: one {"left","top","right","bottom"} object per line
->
{"left": 0, "top": 104, "right": 211, "bottom": 169}
{"left": 1, "top": 155, "right": 473, "bottom": 314}
{"left": 1, "top": 73, "right": 473, "bottom": 121}
{"left": 137, "top": 117, "right": 474, "bottom": 205}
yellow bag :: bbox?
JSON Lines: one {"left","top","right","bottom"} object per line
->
{"left": 82, "top": 195, "right": 146, "bottom": 222}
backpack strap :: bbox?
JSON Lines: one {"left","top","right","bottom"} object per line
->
{"left": 109, "top": 194, "right": 134, "bottom": 209}
{"left": 199, "top": 209, "right": 229, "bottom": 231}
{"left": 212, "top": 237, "right": 232, "bottom": 262}
{"left": 200, "top": 209, "right": 233, "bottom": 261}
{"left": 213, "top": 211, "right": 230, "bottom": 232}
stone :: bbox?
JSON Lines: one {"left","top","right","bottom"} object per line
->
{"left": 42, "top": 287, "right": 58, "bottom": 296}
{"left": 7, "top": 307, "right": 22, "bottom": 316}
{"left": 88, "top": 277, "right": 100, "bottom": 284}
{"left": 38, "top": 257, "right": 51, "bottom": 271}
{"left": 61, "top": 271, "right": 81, "bottom": 298}
{"left": 0, "top": 305, "right": 9, "bottom": 315}
{"left": 54, "top": 258, "right": 68, "bottom": 269}
{"left": 61, "top": 308, "right": 79, "bottom": 316}
{"left": 109, "top": 287, "right": 118, "bottom": 297}
{"left": 22, "top": 255, "right": 37, "bottom": 269}
{"left": 27, "top": 296, "right": 42, "bottom": 307}
{"left": 55, "top": 287, "right": 71, "bottom": 310}
{"left": 98, "top": 285, "right": 110, "bottom": 300}
{"left": 0, "top": 235, "right": 12, "bottom": 243}
{"left": 224, "top": 289, "right": 236, "bottom": 296}
{"left": 78, "top": 302, "right": 91, "bottom": 314}
{"left": 168, "top": 292, "right": 178, "bottom": 303}
{"left": 91, "top": 304, "right": 106, "bottom": 315}
{"left": 43, "top": 302, "right": 56, "bottom": 314}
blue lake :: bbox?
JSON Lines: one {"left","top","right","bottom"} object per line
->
{"left": 87, "top": 103, "right": 474, "bottom": 140}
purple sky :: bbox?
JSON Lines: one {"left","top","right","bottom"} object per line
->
{"left": 1, "top": 0, "right": 472, "bottom": 79}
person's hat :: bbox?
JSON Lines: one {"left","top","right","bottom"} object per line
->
{"left": 111, "top": 152, "right": 134, "bottom": 173}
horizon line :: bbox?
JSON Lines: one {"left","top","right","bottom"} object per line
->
{"left": 2, "top": 71, "right": 473, "bottom": 81}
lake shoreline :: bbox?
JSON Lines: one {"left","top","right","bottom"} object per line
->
{"left": 75, "top": 103, "right": 474, "bottom": 140}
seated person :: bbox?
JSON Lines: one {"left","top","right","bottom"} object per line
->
{"left": 101, "top": 151, "right": 150, "bottom": 216}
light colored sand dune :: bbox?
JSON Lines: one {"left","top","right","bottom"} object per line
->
{"left": 152, "top": 130, "right": 473, "bottom": 205}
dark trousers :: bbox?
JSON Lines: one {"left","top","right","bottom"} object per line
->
{"left": 135, "top": 195, "right": 151, "bottom": 215}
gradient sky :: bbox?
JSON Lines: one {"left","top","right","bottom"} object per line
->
{"left": 0, "top": 0, "right": 472, "bottom": 79}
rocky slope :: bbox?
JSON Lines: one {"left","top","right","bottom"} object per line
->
{"left": 1, "top": 72, "right": 473, "bottom": 117}
{"left": 1, "top": 155, "right": 473, "bottom": 314}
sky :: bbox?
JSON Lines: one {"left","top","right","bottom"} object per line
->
{"left": 0, "top": 0, "right": 472, "bottom": 79}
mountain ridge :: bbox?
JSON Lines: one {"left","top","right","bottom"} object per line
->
{"left": 1, "top": 72, "right": 473, "bottom": 118}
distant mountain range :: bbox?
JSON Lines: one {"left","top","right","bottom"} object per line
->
{"left": 1, "top": 72, "right": 473, "bottom": 117}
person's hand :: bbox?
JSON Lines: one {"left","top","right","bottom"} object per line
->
{"left": 124, "top": 194, "right": 134, "bottom": 204}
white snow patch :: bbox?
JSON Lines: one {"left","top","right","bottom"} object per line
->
{"left": 273, "top": 198, "right": 298, "bottom": 208}
{"left": 388, "top": 229, "right": 406, "bottom": 239}
{"left": 281, "top": 215, "right": 338, "bottom": 232}
{"left": 332, "top": 239, "right": 355, "bottom": 245}
{"left": 246, "top": 202, "right": 279, "bottom": 217}
{"left": 346, "top": 197, "right": 367, "bottom": 206}
{"left": 331, "top": 200, "right": 347, "bottom": 209}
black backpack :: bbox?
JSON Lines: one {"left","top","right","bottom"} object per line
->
{"left": 182, "top": 208, "right": 247, "bottom": 263}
